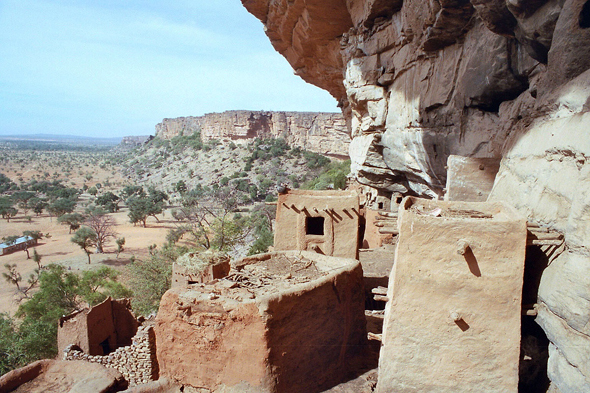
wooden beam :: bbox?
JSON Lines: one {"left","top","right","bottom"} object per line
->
{"left": 371, "top": 286, "right": 388, "bottom": 295}
{"left": 368, "top": 332, "right": 382, "bottom": 342}
{"left": 378, "top": 228, "right": 399, "bottom": 235}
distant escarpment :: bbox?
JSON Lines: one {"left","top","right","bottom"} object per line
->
{"left": 120, "top": 135, "right": 152, "bottom": 148}
{"left": 155, "top": 110, "right": 349, "bottom": 158}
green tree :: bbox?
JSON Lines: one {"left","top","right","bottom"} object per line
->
{"left": 2, "top": 235, "right": 19, "bottom": 246}
{"left": 0, "top": 172, "right": 16, "bottom": 193}
{"left": 58, "top": 212, "right": 86, "bottom": 234}
{"left": 120, "top": 184, "right": 145, "bottom": 200}
{"left": 0, "top": 196, "right": 18, "bottom": 222}
{"left": 78, "top": 267, "right": 133, "bottom": 306}
{"left": 71, "top": 227, "right": 97, "bottom": 263}
{"left": 13, "top": 191, "right": 36, "bottom": 216}
{"left": 2, "top": 248, "right": 43, "bottom": 299}
{"left": 115, "top": 237, "right": 125, "bottom": 258}
{"left": 247, "top": 204, "right": 276, "bottom": 255}
{"left": 95, "top": 191, "right": 120, "bottom": 212}
{"left": 148, "top": 187, "right": 169, "bottom": 205}
{"left": 128, "top": 245, "right": 182, "bottom": 315}
{"left": 22, "top": 230, "right": 43, "bottom": 242}
{"left": 127, "top": 196, "right": 164, "bottom": 227}
{"left": 47, "top": 197, "right": 76, "bottom": 217}
{"left": 28, "top": 197, "right": 48, "bottom": 216}
{"left": 166, "top": 186, "right": 250, "bottom": 253}
{"left": 302, "top": 159, "right": 350, "bottom": 190}
{"left": 174, "top": 180, "right": 188, "bottom": 194}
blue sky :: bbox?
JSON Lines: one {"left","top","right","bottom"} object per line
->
{"left": 0, "top": 0, "right": 339, "bottom": 137}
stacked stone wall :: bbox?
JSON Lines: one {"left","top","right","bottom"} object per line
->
{"left": 63, "top": 323, "right": 157, "bottom": 387}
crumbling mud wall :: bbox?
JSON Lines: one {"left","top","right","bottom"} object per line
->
{"left": 57, "top": 297, "right": 139, "bottom": 356}
{"left": 241, "top": 1, "right": 590, "bottom": 390}
{"left": 155, "top": 251, "right": 366, "bottom": 393}
{"left": 171, "top": 252, "right": 231, "bottom": 288}
{"left": 63, "top": 323, "right": 158, "bottom": 387}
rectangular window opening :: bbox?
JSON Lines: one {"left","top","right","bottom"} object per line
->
{"left": 306, "top": 216, "right": 325, "bottom": 235}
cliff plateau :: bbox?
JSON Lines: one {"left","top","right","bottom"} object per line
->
{"left": 155, "top": 110, "right": 350, "bottom": 158}
{"left": 242, "top": 0, "right": 590, "bottom": 391}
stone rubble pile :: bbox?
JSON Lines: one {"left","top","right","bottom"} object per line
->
{"left": 63, "top": 322, "right": 157, "bottom": 387}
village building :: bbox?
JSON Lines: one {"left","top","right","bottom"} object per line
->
{"left": 155, "top": 250, "right": 367, "bottom": 393}
{"left": 355, "top": 185, "right": 402, "bottom": 249}
{"left": 376, "top": 196, "right": 527, "bottom": 393}
{"left": 274, "top": 189, "right": 360, "bottom": 259}
{"left": 57, "top": 297, "right": 139, "bottom": 356}
{"left": 0, "top": 235, "right": 37, "bottom": 256}
{"left": 444, "top": 155, "right": 501, "bottom": 202}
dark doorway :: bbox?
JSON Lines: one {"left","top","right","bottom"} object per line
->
{"left": 306, "top": 216, "right": 325, "bottom": 235}
{"left": 99, "top": 338, "right": 112, "bottom": 355}
{"left": 580, "top": 0, "right": 590, "bottom": 28}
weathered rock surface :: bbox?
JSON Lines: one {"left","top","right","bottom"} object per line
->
{"left": 242, "top": 0, "right": 590, "bottom": 390}
{"left": 0, "top": 359, "right": 126, "bottom": 393}
{"left": 155, "top": 110, "right": 350, "bottom": 158}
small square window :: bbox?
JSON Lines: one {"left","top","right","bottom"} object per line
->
{"left": 306, "top": 216, "right": 324, "bottom": 235}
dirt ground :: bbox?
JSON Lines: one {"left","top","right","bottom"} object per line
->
{"left": 0, "top": 209, "right": 172, "bottom": 316}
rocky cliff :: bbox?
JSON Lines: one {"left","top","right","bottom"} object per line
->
{"left": 242, "top": 0, "right": 590, "bottom": 391}
{"left": 119, "top": 136, "right": 151, "bottom": 149}
{"left": 155, "top": 110, "right": 350, "bottom": 158}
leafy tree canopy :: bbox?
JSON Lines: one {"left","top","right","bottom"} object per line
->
{"left": 1, "top": 264, "right": 131, "bottom": 375}
{"left": 47, "top": 197, "right": 77, "bottom": 217}
{"left": 58, "top": 212, "right": 86, "bottom": 233}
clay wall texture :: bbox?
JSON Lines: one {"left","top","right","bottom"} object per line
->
{"left": 57, "top": 298, "right": 139, "bottom": 356}
{"left": 155, "top": 251, "right": 366, "bottom": 393}
{"left": 63, "top": 323, "right": 157, "bottom": 387}
{"left": 155, "top": 110, "right": 350, "bottom": 158}
{"left": 241, "top": 0, "right": 590, "bottom": 389}
{"left": 378, "top": 197, "right": 527, "bottom": 392}
{"left": 361, "top": 208, "right": 393, "bottom": 249}
{"left": 274, "top": 189, "right": 360, "bottom": 259}
{"left": 171, "top": 260, "right": 231, "bottom": 288}
{"left": 444, "top": 156, "right": 501, "bottom": 202}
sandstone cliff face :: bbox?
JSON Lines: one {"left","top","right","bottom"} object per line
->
{"left": 242, "top": 0, "right": 590, "bottom": 391}
{"left": 120, "top": 136, "right": 151, "bottom": 148}
{"left": 155, "top": 110, "right": 350, "bottom": 158}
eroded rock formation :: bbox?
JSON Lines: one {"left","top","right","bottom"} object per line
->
{"left": 155, "top": 110, "right": 350, "bottom": 158}
{"left": 242, "top": 0, "right": 590, "bottom": 391}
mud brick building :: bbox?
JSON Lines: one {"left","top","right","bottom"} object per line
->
{"left": 274, "top": 189, "right": 360, "bottom": 259}
{"left": 377, "top": 197, "right": 527, "bottom": 393}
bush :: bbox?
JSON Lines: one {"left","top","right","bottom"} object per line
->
{"left": 302, "top": 151, "right": 330, "bottom": 169}
{"left": 303, "top": 160, "right": 350, "bottom": 190}
{"left": 127, "top": 245, "right": 184, "bottom": 316}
